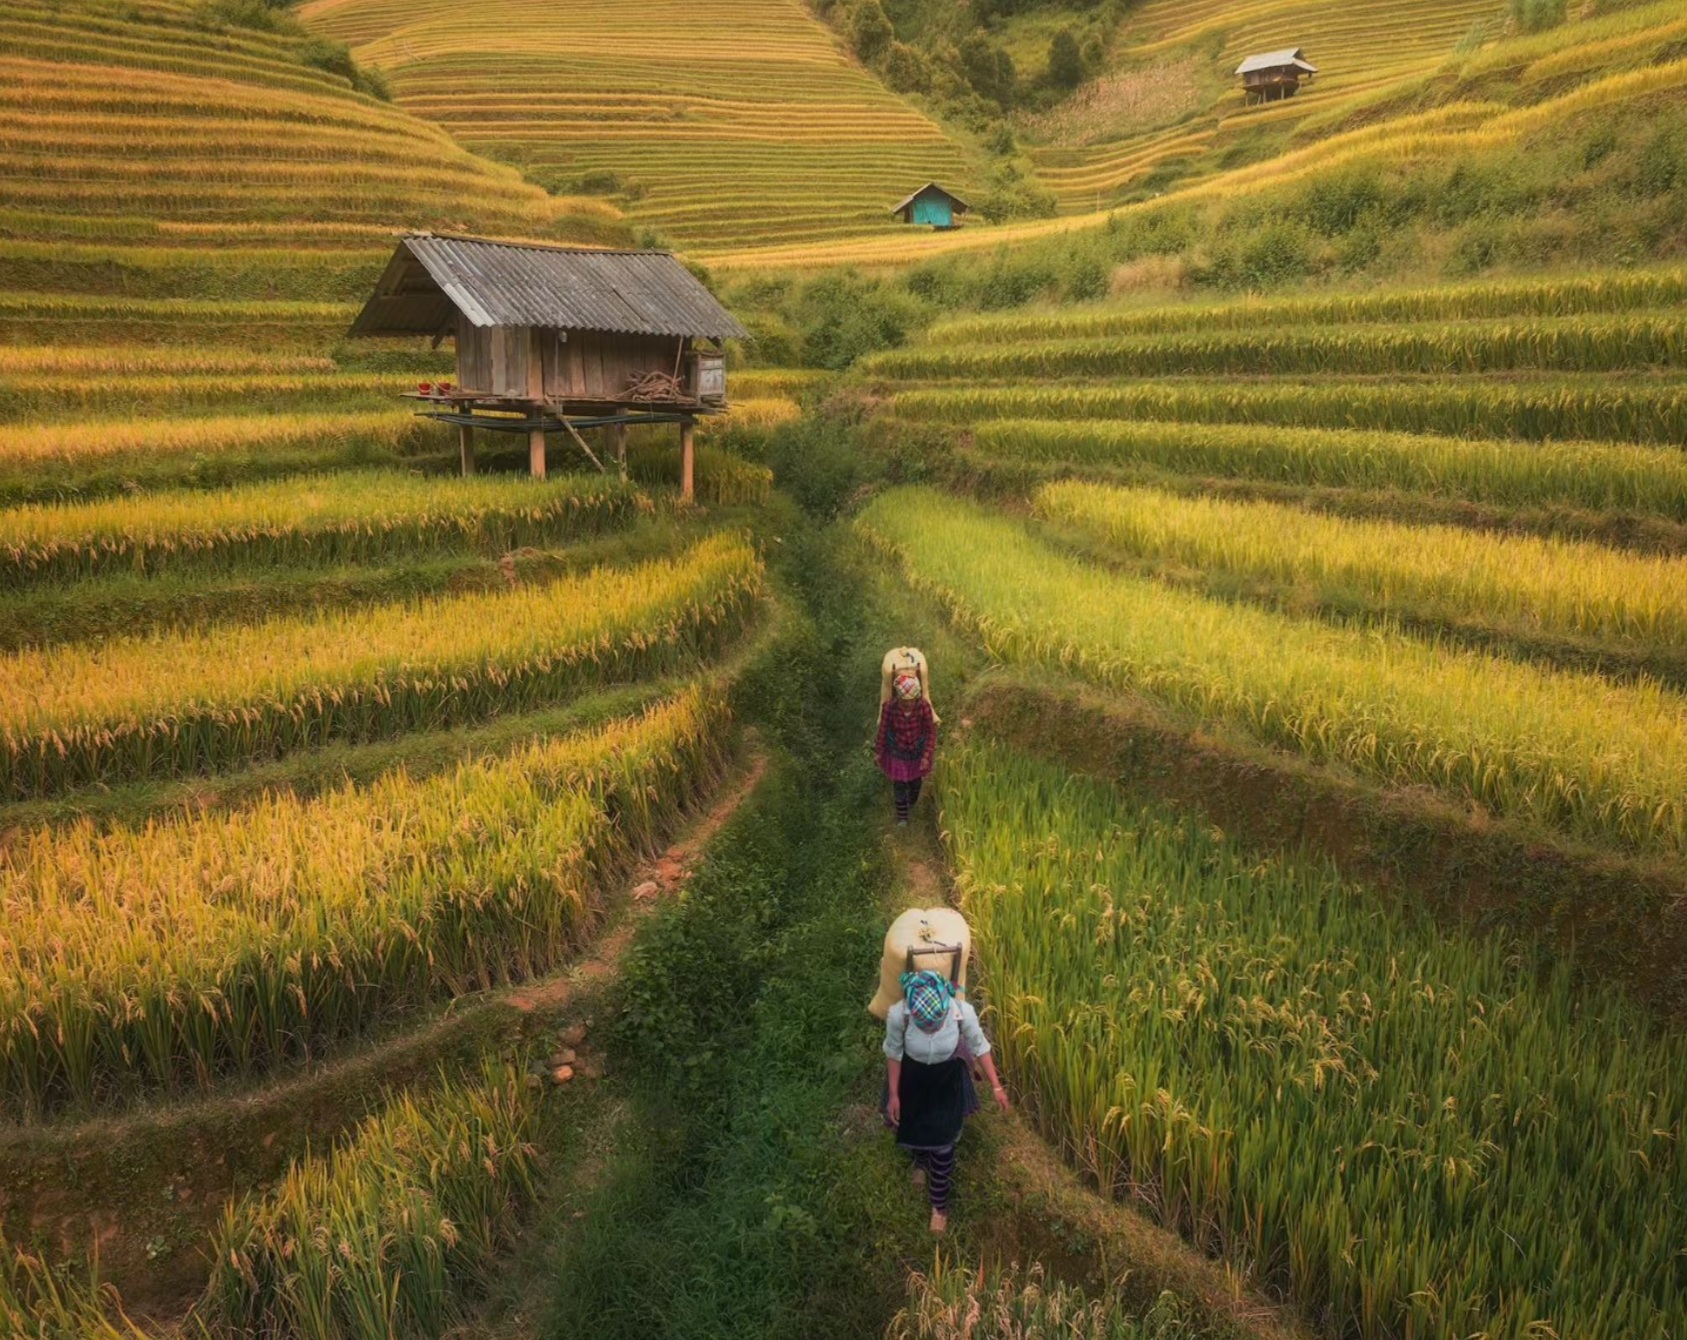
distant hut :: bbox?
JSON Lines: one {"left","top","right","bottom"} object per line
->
{"left": 348, "top": 232, "right": 747, "bottom": 498}
{"left": 1235, "top": 48, "right": 1318, "bottom": 104}
{"left": 891, "top": 183, "right": 970, "bottom": 229}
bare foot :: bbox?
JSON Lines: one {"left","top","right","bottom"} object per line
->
{"left": 929, "top": 1209, "right": 948, "bottom": 1235}
{"left": 910, "top": 1165, "right": 926, "bottom": 1189}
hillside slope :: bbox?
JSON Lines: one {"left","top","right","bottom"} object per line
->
{"left": 703, "top": 2, "right": 1687, "bottom": 273}
{"left": 298, "top": 0, "right": 988, "bottom": 251}
{"left": 0, "top": 0, "right": 627, "bottom": 317}
{"left": 1027, "top": 0, "right": 1507, "bottom": 210}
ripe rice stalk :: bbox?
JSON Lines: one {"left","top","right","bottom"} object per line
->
{"left": 0, "top": 410, "right": 434, "bottom": 506}
{"left": 0, "top": 532, "right": 762, "bottom": 801}
{"left": 963, "top": 418, "right": 1687, "bottom": 522}
{"left": 1036, "top": 480, "right": 1687, "bottom": 652}
{"left": 888, "top": 1259, "right": 1194, "bottom": 1340}
{"left": 888, "top": 380, "right": 1687, "bottom": 445}
{"left": 940, "top": 735, "right": 1687, "bottom": 1340}
{"left": 0, "top": 685, "right": 732, "bottom": 1116}
{"left": 0, "top": 470, "right": 648, "bottom": 589}
{"left": 1, "top": 1236, "right": 145, "bottom": 1339}
{"left": 864, "top": 316, "right": 1687, "bottom": 380}
{"left": 201, "top": 1059, "right": 541, "bottom": 1340}
{"left": 0, "top": 346, "right": 335, "bottom": 376}
{"left": 625, "top": 441, "right": 773, "bottom": 506}
{"left": 0, "top": 372, "right": 399, "bottom": 423}
{"left": 923, "top": 269, "right": 1687, "bottom": 346}
{"left": 858, "top": 488, "right": 1687, "bottom": 855}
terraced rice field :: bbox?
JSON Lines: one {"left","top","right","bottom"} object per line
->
{"left": 0, "top": 0, "right": 648, "bottom": 553}
{"left": 0, "top": 0, "right": 787, "bottom": 1262}
{"left": 852, "top": 259, "right": 1687, "bottom": 1338}
{"left": 941, "top": 737, "right": 1687, "bottom": 1340}
{"left": 1020, "top": 0, "right": 1677, "bottom": 212}
{"left": 863, "top": 488, "right": 1687, "bottom": 857}
{"left": 300, "top": 0, "right": 985, "bottom": 251}
{"left": 710, "top": 21, "right": 1687, "bottom": 269}
{"left": 1026, "top": 0, "right": 1503, "bottom": 209}
{"left": 0, "top": 0, "right": 622, "bottom": 318}
{"left": 0, "top": 384, "right": 774, "bottom": 1325}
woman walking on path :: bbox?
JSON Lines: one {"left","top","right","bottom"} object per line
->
{"left": 876, "top": 670, "right": 937, "bottom": 825}
{"left": 883, "top": 969, "right": 1009, "bottom": 1234}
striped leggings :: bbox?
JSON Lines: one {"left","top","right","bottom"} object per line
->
{"left": 893, "top": 778, "right": 923, "bottom": 822}
{"left": 911, "top": 1145, "right": 955, "bottom": 1211}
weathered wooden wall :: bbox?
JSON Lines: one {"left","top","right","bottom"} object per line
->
{"left": 544, "top": 330, "right": 684, "bottom": 401}
{"left": 455, "top": 319, "right": 686, "bottom": 401}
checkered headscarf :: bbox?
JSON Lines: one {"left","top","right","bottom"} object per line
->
{"left": 899, "top": 969, "right": 957, "bottom": 1033}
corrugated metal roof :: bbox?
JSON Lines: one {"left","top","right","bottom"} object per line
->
{"left": 349, "top": 233, "right": 747, "bottom": 340}
{"left": 1235, "top": 48, "right": 1317, "bottom": 75}
{"left": 890, "top": 182, "right": 971, "bottom": 215}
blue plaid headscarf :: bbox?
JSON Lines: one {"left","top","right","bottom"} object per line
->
{"left": 900, "top": 969, "right": 957, "bottom": 1033}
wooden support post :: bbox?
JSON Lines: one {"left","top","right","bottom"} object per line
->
{"left": 613, "top": 423, "right": 628, "bottom": 482}
{"left": 527, "top": 328, "right": 547, "bottom": 480}
{"left": 458, "top": 422, "right": 475, "bottom": 476}
{"left": 679, "top": 420, "right": 695, "bottom": 503}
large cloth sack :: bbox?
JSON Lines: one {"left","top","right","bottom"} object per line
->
{"left": 868, "top": 905, "right": 970, "bottom": 1021}
{"left": 880, "top": 646, "right": 930, "bottom": 704}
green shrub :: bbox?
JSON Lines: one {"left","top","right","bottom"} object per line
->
{"left": 1048, "top": 28, "right": 1083, "bottom": 89}
{"left": 959, "top": 34, "right": 1016, "bottom": 107}
{"left": 796, "top": 271, "right": 923, "bottom": 368}
{"left": 851, "top": 0, "right": 894, "bottom": 64}
{"left": 1512, "top": 0, "right": 1568, "bottom": 32}
{"left": 883, "top": 41, "right": 931, "bottom": 92}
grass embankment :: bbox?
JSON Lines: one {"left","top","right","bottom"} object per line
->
{"left": 940, "top": 735, "right": 1687, "bottom": 1340}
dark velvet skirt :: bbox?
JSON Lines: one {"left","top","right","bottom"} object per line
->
{"left": 884, "top": 1055, "right": 979, "bottom": 1151}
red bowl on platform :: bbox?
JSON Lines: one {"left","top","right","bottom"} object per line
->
{"left": 437, "top": 381, "right": 453, "bottom": 394}
{"left": 417, "top": 382, "right": 433, "bottom": 395}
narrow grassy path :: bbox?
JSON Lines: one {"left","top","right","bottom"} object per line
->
{"left": 455, "top": 494, "right": 1299, "bottom": 1339}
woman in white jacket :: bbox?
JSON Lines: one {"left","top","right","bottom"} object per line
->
{"left": 882, "top": 969, "right": 1009, "bottom": 1233}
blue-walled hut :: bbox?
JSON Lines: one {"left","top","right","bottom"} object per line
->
{"left": 892, "top": 182, "right": 970, "bottom": 229}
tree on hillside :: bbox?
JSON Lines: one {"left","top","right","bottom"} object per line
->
{"left": 884, "top": 42, "right": 932, "bottom": 93}
{"left": 852, "top": 0, "right": 894, "bottom": 64}
{"left": 1048, "top": 28, "right": 1082, "bottom": 88}
{"left": 960, "top": 34, "right": 1016, "bottom": 107}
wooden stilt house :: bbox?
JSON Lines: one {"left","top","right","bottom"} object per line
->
{"left": 348, "top": 233, "right": 748, "bottom": 498}
{"left": 1235, "top": 48, "right": 1317, "bottom": 104}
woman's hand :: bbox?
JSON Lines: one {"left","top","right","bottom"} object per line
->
{"left": 991, "top": 1082, "right": 1010, "bottom": 1112}
{"left": 887, "top": 1091, "right": 901, "bottom": 1125}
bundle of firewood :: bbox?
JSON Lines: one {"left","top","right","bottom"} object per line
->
{"left": 624, "top": 370, "right": 689, "bottom": 402}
